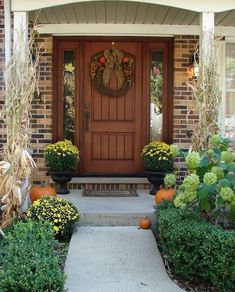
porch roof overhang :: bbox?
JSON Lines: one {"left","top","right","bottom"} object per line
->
{"left": 5, "top": 1, "right": 235, "bottom": 65}
{"left": 22, "top": 1, "right": 235, "bottom": 37}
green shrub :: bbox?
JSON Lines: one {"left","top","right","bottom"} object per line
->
{"left": 157, "top": 207, "right": 235, "bottom": 292}
{"left": 27, "top": 196, "right": 80, "bottom": 240}
{"left": 0, "top": 220, "right": 65, "bottom": 292}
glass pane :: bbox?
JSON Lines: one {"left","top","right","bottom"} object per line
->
{"left": 150, "top": 51, "right": 163, "bottom": 141}
{"left": 63, "top": 51, "right": 75, "bottom": 143}
{"left": 225, "top": 44, "right": 235, "bottom": 140}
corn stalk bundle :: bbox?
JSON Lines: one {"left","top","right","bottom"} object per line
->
{"left": 0, "top": 28, "right": 40, "bottom": 227}
{"left": 188, "top": 36, "right": 221, "bottom": 151}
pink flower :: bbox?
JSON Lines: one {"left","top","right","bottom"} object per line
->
{"left": 153, "top": 66, "right": 161, "bottom": 75}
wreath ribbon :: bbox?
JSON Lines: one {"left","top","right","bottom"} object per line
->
{"left": 103, "top": 49, "right": 124, "bottom": 88}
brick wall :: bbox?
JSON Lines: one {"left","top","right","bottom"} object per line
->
{"left": 173, "top": 35, "right": 199, "bottom": 178}
{"left": 173, "top": 35, "right": 199, "bottom": 148}
{"left": 31, "top": 35, "right": 53, "bottom": 184}
{"left": 0, "top": 2, "right": 200, "bottom": 186}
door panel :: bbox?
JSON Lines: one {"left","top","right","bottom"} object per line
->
{"left": 82, "top": 42, "right": 143, "bottom": 174}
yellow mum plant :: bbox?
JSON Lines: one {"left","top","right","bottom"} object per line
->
{"left": 44, "top": 140, "right": 79, "bottom": 172}
{"left": 141, "top": 141, "right": 174, "bottom": 172}
{"left": 27, "top": 196, "right": 80, "bottom": 239}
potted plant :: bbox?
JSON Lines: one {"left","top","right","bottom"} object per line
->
{"left": 44, "top": 140, "right": 79, "bottom": 194}
{"left": 141, "top": 141, "right": 174, "bottom": 195}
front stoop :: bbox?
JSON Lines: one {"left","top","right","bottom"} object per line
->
{"left": 60, "top": 190, "right": 155, "bottom": 226}
{"left": 64, "top": 227, "right": 183, "bottom": 292}
{"left": 61, "top": 177, "right": 151, "bottom": 191}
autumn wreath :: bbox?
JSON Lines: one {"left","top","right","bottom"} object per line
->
{"left": 90, "top": 48, "right": 134, "bottom": 97}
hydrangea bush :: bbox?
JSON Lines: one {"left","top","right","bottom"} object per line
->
{"left": 173, "top": 135, "right": 235, "bottom": 224}
{"left": 27, "top": 196, "right": 80, "bottom": 239}
{"left": 44, "top": 140, "right": 79, "bottom": 172}
{"left": 141, "top": 141, "right": 174, "bottom": 172}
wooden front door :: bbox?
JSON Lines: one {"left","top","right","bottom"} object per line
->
{"left": 82, "top": 42, "right": 143, "bottom": 174}
{"left": 53, "top": 37, "right": 173, "bottom": 176}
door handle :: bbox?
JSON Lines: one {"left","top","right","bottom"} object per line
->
{"left": 84, "top": 111, "right": 90, "bottom": 133}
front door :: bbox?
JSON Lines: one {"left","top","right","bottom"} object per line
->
{"left": 53, "top": 37, "right": 173, "bottom": 176}
{"left": 83, "top": 42, "right": 143, "bottom": 174}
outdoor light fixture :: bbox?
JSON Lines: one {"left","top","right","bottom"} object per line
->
{"left": 189, "top": 53, "right": 199, "bottom": 80}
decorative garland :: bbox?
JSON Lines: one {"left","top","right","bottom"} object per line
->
{"left": 90, "top": 48, "right": 134, "bottom": 97}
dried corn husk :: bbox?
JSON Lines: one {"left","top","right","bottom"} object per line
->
{"left": 0, "top": 26, "right": 41, "bottom": 228}
{"left": 187, "top": 35, "right": 221, "bottom": 151}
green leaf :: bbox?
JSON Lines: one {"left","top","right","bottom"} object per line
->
{"left": 200, "top": 199, "right": 211, "bottom": 212}
{"left": 216, "top": 196, "right": 224, "bottom": 208}
{"left": 218, "top": 162, "right": 228, "bottom": 170}
{"left": 196, "top": 167, "right": 209, "bottom": 180}
{"left": 199, "top": 156, "right": 210, "bottom": 168}
{"left": 227, "top": 162, "right": 235, "bottom": 173}
{"left": 226, "top": 208, "right": 235, "bottom": 221}
{"left": 198, "top": 187, "right": 210, "bottom": 199}
{"left": 198, "top": 184, "right": 216, "bottom": 200}
{"left": 218, "top": 178, "right": 231, "bottom": 188}
{"left": 224, "top": 173, "right": 235, "bottom": 184}
{"left": 213, "top": 149, "right": 221, "bottom": 160}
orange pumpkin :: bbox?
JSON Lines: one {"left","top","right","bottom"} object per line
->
{"left": 138, "top": 217, "right": 152, "bottom": 229}
{"left": 155, "top": 188, "right": 176, "bottom": 205}
{"left": 30, "top": 185, "right": 56, "bottom": 202}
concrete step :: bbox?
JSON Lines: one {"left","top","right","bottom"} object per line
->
{"left": 78, "top": 211, "right": 156, "bottom": 226}
{"left": 61, "top": 190, "right": 156, "bottom": 226}
{"left": 64, "top": 226, "right": 183, "bottom": 292}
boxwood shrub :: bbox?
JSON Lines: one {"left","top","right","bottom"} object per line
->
{"left": 157, "top": 207, "right": 235, "bottom": 292}
{"left": 0, "top": 220, "right": 65, "bottom": 292}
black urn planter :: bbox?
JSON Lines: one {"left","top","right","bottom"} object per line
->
{"left": 145, "top": 171, "right": 166, "bottom": 195}
{"left": 49, "top": 171, "right": 72, "bottom": 194}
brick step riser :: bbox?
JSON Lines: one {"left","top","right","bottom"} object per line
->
{"left": 52, "top": 183, "right": 151, "bottom": 190}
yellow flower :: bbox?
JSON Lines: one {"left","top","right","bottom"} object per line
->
{"left": 54, "top": 226, "right": 59, "bottom": 232}
{"left": 33, "top": 200, "right": 40, "bottom": 206}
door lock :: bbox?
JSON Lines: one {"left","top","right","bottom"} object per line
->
{"left": 84, "top": 111, "right": 90, "bottom": 133}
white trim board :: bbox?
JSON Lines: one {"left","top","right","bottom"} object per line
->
{"left": 35, "top": 24, "right": 235, "bottom": 37}
{"left": 11, "top": 0, "right": 235, "bottom": 13}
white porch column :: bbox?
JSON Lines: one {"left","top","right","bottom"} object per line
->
{"left": 13, "top": 11, "right": 28, "bottom": 59}
{"left": 199, "top": 12, "right": 215, "bottom": 67}
{"left": 4, "top": 0, "right": 11, "bottom": 66}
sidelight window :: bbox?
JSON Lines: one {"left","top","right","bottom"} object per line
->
{"left": 150, "top": 51, "right": 163, "bottom": 141}
{"left": 63, "top": 51, "right": 75, "bottom": 143}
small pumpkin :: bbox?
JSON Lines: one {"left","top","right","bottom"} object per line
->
{"left": 138, "top": 217, "right": 151, "bottom": 229}
{"left": 155, "top": 188, "right": 176, "bottom": 205}
{"left": 30, "top": 184, "right": 56, "bottom": 202}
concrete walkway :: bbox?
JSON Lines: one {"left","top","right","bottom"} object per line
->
{"left": 64, "top": 226, "right": 184, "bottom": 292}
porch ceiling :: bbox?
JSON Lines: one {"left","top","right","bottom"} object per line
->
{"left": 29, "top": 1, "right": 235, "bottom": 27}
